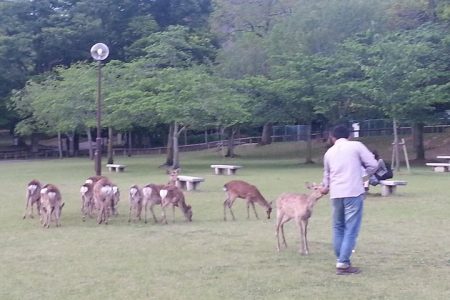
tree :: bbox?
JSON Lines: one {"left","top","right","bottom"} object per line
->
{"left": 355, "top": 23, "right": 450, "bottom": 160}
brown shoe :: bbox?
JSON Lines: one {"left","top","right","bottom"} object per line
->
{"left": 336, "top": 266, "right": 361, "bottom": 275}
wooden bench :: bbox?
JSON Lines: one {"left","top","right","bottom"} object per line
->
{"left": 425, "top": 163, "right": 450, "bottom": 172}
{"left": 106, "top": 164, "right": 127, "bottom": 172}
{"left": 210, "top": 164, "right": 242, "bottom": 175}
{"left": 176, "top": 175, "right": 205, "bottom": 191}
{"left": 379, "top": 180, "right": 408, "bottom": 196}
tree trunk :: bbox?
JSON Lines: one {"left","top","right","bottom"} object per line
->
{"left": 172, "top": 121, "right": 180, "bottom": 169}
{"left": 67, "top": 132, "right": 75, "bottom": 157}
{"left": 87, "top": 129, "right": 94, "bottom": 160}
{"left": 392, "top": 119, "right": 400, "bottom": 172}
{"left": 164, "top": 123, "right": 174, "bottom": 167}
{"left": 305, "top": 124, "right": 314, "bottom": 164}
{"left": 412, "top": 122, "right": 425, "bottom": 160}
{"left": 57, "top": 131, "right": 63, "bottom": 159}
{"left": 260, "top": 122, "right": 273, "bottom": 145}
{"left": 225, "top": 127, "right": 237, "bottom": 157}
{"left": 127, "top": 131, "right": 132, "bottom": 157}
{"left": 31, "top": 133, "right": 39, "bottom": 155}
{"left": 107, "top": 127, "right": 114, "bottom": 164}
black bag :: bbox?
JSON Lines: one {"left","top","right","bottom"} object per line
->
{"left": 376, "top": 163, "right": 393, "bottom": 180}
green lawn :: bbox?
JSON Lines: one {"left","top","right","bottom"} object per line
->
{"left": 1, "top": 142, "right": 449, "bottom": 300}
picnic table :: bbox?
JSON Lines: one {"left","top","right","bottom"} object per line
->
{"left": 106, "top": 164, "right": 127, "bottom": 172}
{"left": 425, "top": 155, "right": 450, "bottom": 172}
{"left": 379, "top": 180, "right": 408, "bottom": 197}
{"left": 210, "top": 164, "right": 242, "bottom": 175}
{"left": 176, "top": 175, "right": 205, "bottom": 191}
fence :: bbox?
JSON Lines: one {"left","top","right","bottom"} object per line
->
{"left": 1, "top": 124, "right": 449, "bottom": 160}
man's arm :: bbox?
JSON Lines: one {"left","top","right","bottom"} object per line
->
{"left": 321, "top": 154, "right": 330, "bottom": 195}
{"left": 360, "top": 144, "right": 378, "bottom": 176}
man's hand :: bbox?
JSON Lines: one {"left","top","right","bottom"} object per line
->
{"left": 320, "top": 186, "right": 329, "bottom": 195}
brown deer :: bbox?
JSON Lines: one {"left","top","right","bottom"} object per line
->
{"left": 223, "top": 180, "right": 272, "bottom": 221}
{"left": 128, "top": 185, "right": 143, "bottom": 222}
{"left": 159, "top": 185, "right": 192, "bottom": 224}
{"left": 23, "top": 179, "right": 42, "bottom": 219}
{"left": 85, "top": 175, "right": 107, "bottom": 185}
{"left": 166, "top": 168, "right": 180, "bottom": 186}
{"left": 142, "top": 183, "right": 164, "bottom": 223}
{"left": 93, "top": 177, "right": 115, "bottom": 224}
{"left": 40, "top": 184, "right": 64, "bottom": 228}
{"left": 112, "top": 185, "right": 120, "bottom": 216}
{"left": 80, "top": 182, "right": 96, "bottom": 221}
{"left": 275, "top": 182, "right": 325, "bottom": 255}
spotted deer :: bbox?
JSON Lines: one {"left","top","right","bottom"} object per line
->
{"left": 159, "top": 185, "right": 192, "bottom": 224}
{"left": 80, "top": 182, "right": 94, "bottom": 221}
{"left": 167, "top": 168, "right": 180, "bottom": 186}
{"left": 40, "top": 184, "right": 64, "bottom": 228}
{"left": 23, "top": 179, "right": 42, "bottom": 219}
{"left": 142, "top": 183, "right": 164, "bottom": 223}
{"left": 275, "top": 182, "right": 325, "bottom": 255}
{"left": 223, "top": 180, "right": 272, "bottom": 221}
{"left": 93, "top": 177, "right": 115, "bottom": 224}
{"left": 128, "top": 185, "right": 143, "bottom": 222}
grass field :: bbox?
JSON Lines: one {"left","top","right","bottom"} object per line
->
{"left": 1, "top": 141, "right": 449, "bottom": 300}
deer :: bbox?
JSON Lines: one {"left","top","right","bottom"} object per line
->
{"left": 142, "top": 183, "right": 164, "bottom": 223}
{"left": 80, "top": 182, "right": 95, "bottom": 221}
{"left": 223, "top": 180, "right": 272, "bottom": 221}
{"left": 275, "top": 182, "right": 325, "bottom": 255}
{"left": 159, "top": 185, "right": 192, "bottom": 224}
{"left": 112, "top": 185, "right": 120, "bottom": 216}
{"left": 93, "top": 177, "right": 115, "bottom": 225}
{"left": 166, "top": 168, "right": 180, "bottom": 186}
{"left": 128, "top": 185, "right": 143, "bottom": 222}
{"left": 23, "top": 179, "right": 42, "bottom": 219}
{"left": 39, "top": 184, "right": 64, "bottom": 228}
{"left": 85, "top": 175, "right": 107, "bottom": 185}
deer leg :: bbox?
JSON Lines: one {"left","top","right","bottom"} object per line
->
{"left": 30, "top": 200, "right": 35, "bottom": 218}
{"left": 172, "top": 204, "right": 176, "bottom": 223}
{"left": 297, "top": 218, "right": 307, "bottom": 255}
{"left": 302, "top": 219, "right": 309, "bottom": 255}
{"left": 143, "top": 201, "right": 148, "bottom": 223}
{"left": 223, "top": 199, "right": 228, "bottom": 221}
{"left": 55, "top": 207, "right": 61, "bottom": 227}
{"left": 276, "top": 212, "right": 285, "bottom": 251}
{"left": 281, "top": 218, "right": 289, "bottom": 248}
{"left": 150, "top": 203, "right": 159, "bottom": 223}
{"left": 224, "top": 196, "right": 236, "bottom": 221}
{"left": 128, "top": 204, "right": 133, "bottom": 223}
{"left": 23, "top": 198, "right": 30, "bottom": 219}
{"left": 229, "top": 197, "right": 237, "bottom": 221}
{"left": 250, "top": 201, "right": 259, "bottom": 219}
{"left": 161, "top": 202, "right": 169, "bottom": 224}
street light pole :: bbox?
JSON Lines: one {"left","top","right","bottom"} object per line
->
{"left": 95, "top": 60, "right": 102, "bottom": 175}
{"left": 90, "top": 43, "right": 109, "bottom": 176}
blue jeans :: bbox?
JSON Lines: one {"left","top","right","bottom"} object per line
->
{"left": 332, "top": 194, "right": 364, "bottom": 268}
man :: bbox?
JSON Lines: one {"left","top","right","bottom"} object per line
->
{"left": 321, "top": 125, "right": 378, "bottom": 275}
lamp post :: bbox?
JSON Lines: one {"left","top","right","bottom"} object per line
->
{"left": 90, "top": 43, "right": 109, "bottom": 176}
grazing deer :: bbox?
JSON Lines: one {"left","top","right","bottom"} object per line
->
{"left": 80, "top": 182, "right": 94, "bottom": 221}
{"left": 40, "top": 184, "right": 64, "bottom": 228}
{"left": 142, "top": 183, "right": 164, "bottom": 223}
{"left": 23, "top": 179, "right": 42, "bottom": 219}
{"left": 128, "top": 185, "right": 143, "bottom": 222}
{"left": 223, "top": 180, "right": 272, "bottom": 221}
{"left": 93, "top": 177, "right": 115, "bottom": 225}
{"left": 159, "top": 185, "right": 192, "bottom": 224}
{"left": 275, "top": 182, "right": 325, "bottom": 255}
